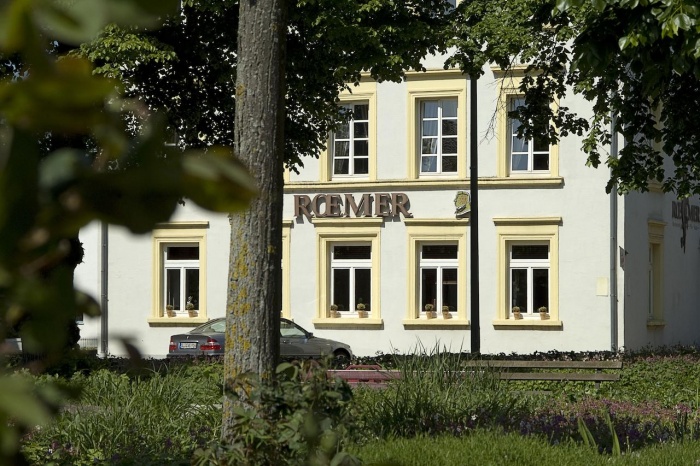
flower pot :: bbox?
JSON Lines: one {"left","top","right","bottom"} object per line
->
{"left": 513, "top": 312, "right": 523, "bottom": 320}
{"left": 330, "top": 310, "right": 341, "bottom": 318}
{"left": 539, "top": 311, "right": 549, "bottom": 320}
{"left": 442, "top": 311, "right": 452, "bottom": 320}
{"left": 166, "top": 307, "right": 176, "bottom": 317}
{"left": 426, "top": 311, "right": 437, "bottom": 320}
{"left": 188, "top": 310, "right": 198, "bottom": 318}
{"left": 357, "top": 310, "right": 368, "bottom": 318}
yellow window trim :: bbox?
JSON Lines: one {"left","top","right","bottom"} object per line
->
{"left": 281, "top": 220, "right": 292, "bottom": 319}
{"left": 406, "top": 75, "right": 468, "bottom": 180}
{"left": 647, "top": 220, "right": 665, "bottom": 325}
{"left": 406, "top": 219, "right": 469, "bottom": 323}
{"left": 315, "top": 222, "right": 381, "bottom": 322}
{"left": 150, "top": 222, "right": 209, "bottom": 323}
{"left": 496, "top": 73, "right": 559, "bottom": 179}
{"left": 494, "top": 217, "right": 561, "bottom": 325}
{"left": 320, "top": 81, "right": 377, "bottom": 182}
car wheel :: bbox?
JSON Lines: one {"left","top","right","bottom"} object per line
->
{"left": 332, "top": 349, "right": 351, "bottom": 367}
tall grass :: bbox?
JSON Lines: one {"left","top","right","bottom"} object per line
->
{"left": 352, "top": 343, "right": 533, "bottom": 440}
{"left": 23, "top": 368, "right": 223, "bottom": 465}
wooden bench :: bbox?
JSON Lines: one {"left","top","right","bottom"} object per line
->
{"left": 328, "top": 360, "right": 622, "bottom": 389}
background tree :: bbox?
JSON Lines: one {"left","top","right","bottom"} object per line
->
{"left": 449, "top": 0, "right": 700, "bottom": 196}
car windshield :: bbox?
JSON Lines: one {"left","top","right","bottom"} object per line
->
{"left": 280, "top": 320, "right": 307, "bottom": 338}
{"left": 191, "top": 319, "right": 226, "bottom": 334}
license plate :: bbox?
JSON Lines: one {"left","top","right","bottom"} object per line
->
{"left": 179, "top": 342, "right": 198, "bottom": 349}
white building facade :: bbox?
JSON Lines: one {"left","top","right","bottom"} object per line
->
{"left": 76, "top": 65, "right": 700, "bottom": 357}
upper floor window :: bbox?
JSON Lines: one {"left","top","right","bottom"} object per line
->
{"left": 420, "top": 99, "right": 458, "bottom": 175}
{"left": 509, "top": 97, "right": 550, "bottom": 174}
{"left": 332, "top": 103, "right": 370, "bottom": 177}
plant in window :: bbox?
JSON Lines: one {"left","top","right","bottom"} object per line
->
{"left": 356, "top": 301, "right": 368, "bottom": 318}
{"left": 424, "top": 303, "right": 436, "bottom": 320}
{"left": 512, "top": 306, "right": 522, "bottom": 320}
{"left": 186, "top": 296, "right": 197, "bottom": 317}
{"left": 330, "top": 304, "right": 340, "bottom": 318}
{"left": 441, "top": 305, "right": 452, "bottom": 319}
{"left": 538, "top": 306, "right": 549, "bottom": 320}
{"left": 166, "top": 304, "right": 176, "bottom": 317}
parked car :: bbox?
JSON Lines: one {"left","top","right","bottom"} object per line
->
{"left": 168, "top": 317, "right": 353, "bottom": 361}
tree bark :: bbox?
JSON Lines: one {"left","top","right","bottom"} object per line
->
{"left": 222, "top": 0, "right": 287, "bottom": 440}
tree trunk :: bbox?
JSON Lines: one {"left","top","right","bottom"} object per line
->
{"left": 222, "top": 0, "right": 287, "bottom": 440}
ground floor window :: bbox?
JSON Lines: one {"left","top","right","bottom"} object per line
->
{"left": 494, "top": 217, "right": 560, "bottom": 323}
{"left": 331, "top": 244, "right": 372, "bottom": 313}
{"left": 420, "top": 244, "right": 458, "bottom": 314}
{"left": 509, "top": 243, "right": 549, "bottom": 315}
{"left": 151, "top": 222, "right": 208, "bottom": 321}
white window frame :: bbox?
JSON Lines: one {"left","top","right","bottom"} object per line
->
{"left": 508, "top": 243, "right": 549, "bottom": 317}
{"left": 508, "top": 96, "right": 550, "bottom": 174}
{"left": 150, "top": 222, "right": 208, "bottom": 323}
{"left": 330, "top": 243, "right": 372, "bottom": 314}
{"left": 331, "top": 102, "right": 370, "bottom": 178}
{"left": 419, "top": 244, "right": 459, "bottom": 316}
{"left": 419, "top": 98, "right": 458, "bottom": 175}
{"left": 163, "top": 243, "right": 200, "bottom": 314}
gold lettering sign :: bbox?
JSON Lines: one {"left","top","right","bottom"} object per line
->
{"left": 293, "top": 193, "right": 413, "bottom": 221}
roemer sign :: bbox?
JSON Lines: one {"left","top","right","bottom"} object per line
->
{"left": 293, "top": 193, "right": 413, "bottom": 220}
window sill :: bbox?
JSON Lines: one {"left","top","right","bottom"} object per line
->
{"left": 492, "top": 319, "right": 562, "bottom": 329}
{"left": 283, "top": 177, "right": 564, "bottom": 192}
{"left": 647, "top": 319, "right": 666, "bottom": 328}
{"left": 312, "top": 318, "right": 383, "bottom": 329}
{"left": 403, "top": 319, "right": 470, "bottom": 329}
{"left": 148, "top": 316, "right": 209, "bottom": 326}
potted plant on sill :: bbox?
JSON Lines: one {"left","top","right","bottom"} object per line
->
{"left": 186, "top": 297, "right": 197, "bottom": 318}
{"left": 538, "top": 306, "right": 549, "bottom": 320}
{"left": 424, "top": 304, "right": 436, "bottom": 320}
{"left": 356, "top": 303, "right": 368, "bottom": 318}
{"left": 330, "top": 304, "right": 341, "bottom": 318}
{"left": 512, "top": 306, "right": 523, "bottom": 320}
{"left": 166, "top": 304, "right": 176, "bottom": 318}
{"left": 442, "top": 305, "right": 452, "bottom": 319}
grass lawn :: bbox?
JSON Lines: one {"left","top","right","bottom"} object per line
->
{"left": 350, "top": 430, "right": 700, "bottom": 466}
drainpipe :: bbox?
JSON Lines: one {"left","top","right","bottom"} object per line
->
{"left": 100, "top": 221, "right": 109, "bottom": 356}
{"left": 610, "top": 115, "right": 618, "bottom": 352}
{"left": 469, "top": 74, "right": 480, "bottom": 354}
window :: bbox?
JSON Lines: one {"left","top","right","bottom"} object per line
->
{"left": 151, "top": 222, "right": 208, "bottom": 322}
{"left": 509, "top": 244, "right": 549, "bottom": 316}
{"left": 164, "top": 244, "right": 200, "bottom": 312}
{"left": 321, "top": 80, "right": 376, "bottom": 181}
{"left": 332, "top": 103, "right": 369, "bottom": 177}
{"left": 648, "top": 221, "right": 665, "bottom": 325}
{"left": 405, "top": 219, "right": 468, "bottom": 324}
{"left": 406, "top": 72, "right": 467, "bottom": 179}
{"left": 420, "top": 99, "right": 458, "bottom": 174}
{"left": 508, "top": 97, "right": 550, "bottom": 174}
{"left": 495, "top": 69, "right": 559, "bottom": 179}
{"left": 313, "top": 218, "right": 382, "bottom": 323}
{"left": 420, "top": 244, "right": 458, "bottom": 315}
{"left": 494, "top": 217, "right": 560, "bottom": 324}
{"left": 331, "top": 244, "right": 372, "bottom": 314}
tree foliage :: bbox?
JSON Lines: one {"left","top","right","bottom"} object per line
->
{"left": 451, "top": 0, "right": 700, "bottom": 196}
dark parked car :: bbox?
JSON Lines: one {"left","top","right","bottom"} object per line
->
{"left": 168, "top": 317, "right": 353, "bottom": 361}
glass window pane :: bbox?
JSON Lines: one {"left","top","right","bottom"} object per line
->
{"left": 333, "top": 245, "right": 371, "bottom": 260}
{"left": 511, "top": 268, "right": 528, "bottom": 312}
{"left": 335, "top": 122, "right": 349, "bottom": 139}
{"left": 533, "top": 153, "right": 550, "bottom": 171}
{"left": 334, "top": 141, "right": 349, "bottom": 157}
{"left": 510, "top": 97, "right": 525, "bottom": 112}
{"left": 185, "top": 269, "right": 199, "bottom": 310}
{"left": 442, "top": 138, "right": 457, "bottom": 154}
{"left": 512, "top": 245, "right": 549, "bottom": 260}
{"left": 421, "top": 268, "right": 437, "bottom": 310}
{"left": 354, "top": 122, "right": 368, "bottom": 138}
{"left": 168, "top": 246, "right": 199, "bottom": 260}
{"left": 281, "top": 320, "right": 306, "bottom": 338}
{"left": 353, "top": 104, "right": 369, "bottom": 120}
{"left": 422, "top": 120, "right": 438, "bottom": 137}
{"left": 511, "top": 153, "right": 528, "bottom": 171}
{"left": 423, "top": 245, "right": 458, "bottom": 259}
{"left": 334, "top": 159, "right": 349, "bottom": 175}
{"left": 442, "top": 99, "right": 457, "bottom": 118}
{"left": 534, "top": 135, "right": 549, "bottom": 152}
{"left": 442, "top": 120, "right": 457, "bottom": 136}
{"left": 511, "top": 135, "right": 529, "bottom": 153}
{"left": 166, "top": 269, "right": 181, "bottom": 310}
{"left": 354, "top": 140, "right": 368, "bottom": 156}
{"left": 332, "top": 268, "right": 350, "bottom": 313}
{"left": 421, "top": 101, "right": 438, "bottom": 118}
{"left": 355, "top": 268, "right": 371, "bottom": 311}
{"left": 421, "top": 156, "right": 437, "bottom": 173}
{"left": 442, "top": 268, "right": 458, "bottom": 311}
{"left": 442, "top": 156, "right": 457, "bottom": 172}
{"left": 354, "top": 158, "right": 369, "bottom": 175}
{"left": 422, "top": 138, "right": 438, "bottom": 155}
{"left": 533, "top": 268, "right": 549, "bottom": 310}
